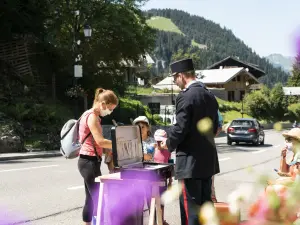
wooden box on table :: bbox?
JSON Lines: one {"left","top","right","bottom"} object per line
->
{"left": 111, "top": 125, "right": 174, "bottom": 181}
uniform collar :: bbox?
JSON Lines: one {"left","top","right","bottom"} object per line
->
{"left": 186, "top": 80, "right": 198, "bottom": 89}
{"left": 183, "top": 80, "right": 198, "bottom": 91}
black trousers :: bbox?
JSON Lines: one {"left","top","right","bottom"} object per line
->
{"left": 179, "top": 177, "right": 212, "bottom": 225}
{"left": 78, "top": 155, "right": 102, "bottom": 223}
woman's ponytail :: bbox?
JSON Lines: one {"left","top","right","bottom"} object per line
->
{"left": 95, "top": 88, "right": 105, "bottom": 98}
{"left": 94, "top": 88, "right": 105, "bottom": 106}
{"left": 93, "top": 87, "right": 118, "bottom": 106}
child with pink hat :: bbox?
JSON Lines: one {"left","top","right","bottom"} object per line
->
{"left": 153, "top": 129, "right": 173, "bottom": 225}
{"left": 153, "top": 129, "right": 172, "bottom": 164}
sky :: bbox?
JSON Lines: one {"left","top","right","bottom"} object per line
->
{"left": 142, "top": 0, "right": 300, "bottom": 58}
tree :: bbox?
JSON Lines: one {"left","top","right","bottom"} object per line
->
{"left": 244, "top": 90, "right": 271, "bottom": 120}
{"left": 287, "top": 103, "right": 300, "bottom": 121}
{"left": 0, "top": 0, "right": 49, "bottom": 40}
{"left": 286, "top": 54, "right": 300, "bottom": 104}
{"left": 145, "top": 9, "right": 290, "bottom": 86}
{"left": 287, "top": 54, "right": 300, "bottom": 87}
{"left": 42, "top": 0, "right": 156, "bottom": 94}
{"left": 269, "top": 83, "right": 287, "bottom": 121}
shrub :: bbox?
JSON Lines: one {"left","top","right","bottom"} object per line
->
{"left": 0, "top": 100, "right": 72, "bottom": 131}
{"left": 217, "top": 98, "right": 241, "bottom": 112}
{"left": 101, "top": 97, "right": 165, "bottom": 125}
{"left": 269, "top": 83, "right": 287, "bottom": 121}
{"left": 244, "top": 90, "right": 271, "bottom": 121}
{"left": 287, "top": 103, "right": 300, "bottom": 121}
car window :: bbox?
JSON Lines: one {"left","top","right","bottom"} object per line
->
{"left": 231, "top": 120, "right": 253, "bottom": 126}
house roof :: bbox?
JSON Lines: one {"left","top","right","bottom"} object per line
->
{"left": 196, "top": 67, "right": 259, "bottom": 84}
{"left": 144, "top": 53, "right": 155, "bottom": 64}
{"left": 282, "top": 87, "right": 300, "bottom": 96}
{"left": 153, "top": 67, "right": 259, "bottom": 90}
{"left": 207, "top": 56, "right": 265, "bottom": 78}
{"left": 152, "top": 76, "right": 181, "bottom": 91}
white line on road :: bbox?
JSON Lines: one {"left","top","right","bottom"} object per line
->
{"left": 68, "top": 185, "right": 84, "bottom": 190}
{"left": 219, "top": 157, "right": 231, "bottom": 162}
{"left": 274, "top": 145, "right": 280, "bottom": 148}
{"left": 252, "top": 149, "right": 267, "bottom": 154}
{"left": 0, "top": 165, "right": 59, "bottom": 173}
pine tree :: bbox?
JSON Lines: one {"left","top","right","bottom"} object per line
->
{"left": 286, "top": 54, "right": 300, "bottom": 104}
{"left": 287, "top": 54, "right": 300, "bottom": 86}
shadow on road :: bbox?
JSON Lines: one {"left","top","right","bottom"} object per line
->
{"left": 216, "top": 143, "right": 273, "bottom": 153}
{"left": 0, "top": 160, "right": 56, "bottom": 164}
{"left": 234, "top": 143, "right": 273, "bottom": 148}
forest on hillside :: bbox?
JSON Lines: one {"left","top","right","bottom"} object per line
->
{"left": 145, "top": 9, "right": 289, "bottom": 87}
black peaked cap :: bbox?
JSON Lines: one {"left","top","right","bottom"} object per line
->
{"left": 170, "top": 58, "right": 194, "bottom": 75}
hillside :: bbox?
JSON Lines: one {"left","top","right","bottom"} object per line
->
{"left": 146, "top": 16, "right": 183, "bottom": 35}
{"left": 146, "top": 16, "right": 207, "bottom": 50}
{"left": 266, "top": 53, "right": 294, "bottom": 73}
{"left": 144, "top": 9, "right": 289, "bottom": 87}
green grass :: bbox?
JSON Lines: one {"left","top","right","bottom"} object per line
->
{"left": 127, "top": 86, "right": 154, "bottom": 95}
{"left": 146, "top": 16, "right": 184, "bottom": 35}
{"left": 191, "top": 39, "right": 207, "bottom": 49}
{"left": 126, "top": 86, "right": 180, "bottom": 95}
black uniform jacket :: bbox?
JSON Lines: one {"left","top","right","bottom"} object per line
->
{"left": 166, "top": 82, "right": 220, "bottom": 180}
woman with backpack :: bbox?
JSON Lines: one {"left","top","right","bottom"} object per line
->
{"left": 78, "top": 88, "right": 118, "bottom": 225}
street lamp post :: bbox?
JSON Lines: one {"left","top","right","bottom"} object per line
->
{"left": 241, "top": 81, "right": 250, "bottom": 118}
{"left": 83, "top": 24, "right": 92, "bottom": 38}
{"left": 72, "top": 9, "right": 92, "bottom": 118}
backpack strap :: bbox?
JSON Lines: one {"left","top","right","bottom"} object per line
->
{"left": 81, "top": 132, "right": 91, "bottom": 145}
{"left": 84, "top": 111, "right": 102, "bottom": 163}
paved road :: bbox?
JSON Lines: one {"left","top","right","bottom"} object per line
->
{"left": 0, "top": 129, "right": 286, "bottom": 225}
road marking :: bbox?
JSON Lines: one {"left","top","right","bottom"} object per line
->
{"left": 68, "top": 185, "right": 84, "bottom": 190}
{"left": 252, "top": 149, "right": 267, "bottom": 154}
{"left": 219, "top": 157, "right": 231, "bottom": 162}
{"left": 0, "top": 165, "right": 58, "bottom": 173}
{"left": 274, "top": 145, "right": 280, "bottom": 148}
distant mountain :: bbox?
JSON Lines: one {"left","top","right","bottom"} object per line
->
{"left": 265, "top": 54, "right": 294, "bottom": 73}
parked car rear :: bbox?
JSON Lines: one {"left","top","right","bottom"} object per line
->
{"left": 227, "top": 118, "right": 265, "bottom": 146}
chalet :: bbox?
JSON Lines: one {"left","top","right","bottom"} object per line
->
{"left": 207, "top": 56, "right": 265, "bottom": 79}
{"left": 122, "top": 53, "right": 155, "bottom": 85}
{"left": 153, "top": 56, "right": 266, "bottom": 102}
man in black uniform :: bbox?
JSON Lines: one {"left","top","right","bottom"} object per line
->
{"left": 162, "top": 58, "right": 220, "bottom": 225}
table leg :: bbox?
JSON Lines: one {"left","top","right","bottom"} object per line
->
{"left": 153, "top": 186, "right": 163, "bottom": 225}
{"left": 148, "top": 195, "right": 156, "bottom": 225}
{"left": 96, "top": 182, "right": 104, "bottom": 225}
{"left": 148, "top": 185, "right": 163, "bottom": 225}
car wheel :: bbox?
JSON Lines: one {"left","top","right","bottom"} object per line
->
{"left": 252, "top": 138, "right": 259, "bottom": 146}
{"left": 227, "top": 140, "right": 232, "bottom": 145}
{"left": 260, "top": 138, "right": 265, "bottom": 145}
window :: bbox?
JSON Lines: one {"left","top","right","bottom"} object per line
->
{"left": 231, "top": 120, "right": 253, "bottom": 127}
{"left": 228, "top": 91, "right": 235, "bottom": 101}
{"left": 236, "top": 76, "right": 241, "bottom": 81}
